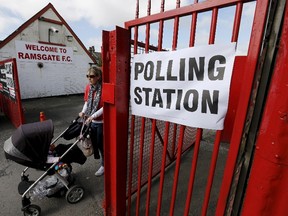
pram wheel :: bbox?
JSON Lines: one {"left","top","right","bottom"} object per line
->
{"left": 65, "top": 185, "right": 84, "bottom": 204}
{"left": 23, "top": 204, "right": 41, "bottom": 216}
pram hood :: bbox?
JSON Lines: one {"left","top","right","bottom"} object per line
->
{"left": 4, "top": 120, "right": 54, "bottom": 167}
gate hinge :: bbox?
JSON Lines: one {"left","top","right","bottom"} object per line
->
{"left": 102, "top": 83, "right": 115, "bottom": 104}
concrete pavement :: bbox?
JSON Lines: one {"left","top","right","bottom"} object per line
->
{"left": 0, "top": 94, "right": 229, "bottom": 216}
{"left": 0, "top": 95, "right": 104, "bottom": 216}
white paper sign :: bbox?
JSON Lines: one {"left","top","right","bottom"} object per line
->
{"left": 130, "top": 43, "right": 236, "bottom": 130}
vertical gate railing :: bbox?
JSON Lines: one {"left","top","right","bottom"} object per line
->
{"left": 216, "top": 0, "right": 270, "bottom": 215}
{"left": 241, "top": 2, "right": 288, "bottom": 214}
{"left": 101, "top": 0, "right": 269, "bottom": 215}
{"left": 124, "top": 0, "right": 258, "bottom": 215}
{"left": 102, "top": 27, "right": 131, "bottom": 216}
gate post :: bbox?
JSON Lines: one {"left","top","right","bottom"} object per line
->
{"left": 242, "top": 1, "right": 288, "bottom": 214}
{"left": 102, "top": 26, "right": 130, "bottom": 216}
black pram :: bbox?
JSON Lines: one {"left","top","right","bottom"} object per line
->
{"left": 3, "top": 118, "right": 89, "bottom": 216}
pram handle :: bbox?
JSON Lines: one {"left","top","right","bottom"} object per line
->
{"left": 80, "top": 121, "right": 91, "bottom": 137}
{"left": 75, "top": 116, "right": 91, "bottom": 137}
{"left": 72, "top": 116, "right": 80, "bottom": 123}
{"left": 51, "top": 116, "right": 81, "bottom": 144}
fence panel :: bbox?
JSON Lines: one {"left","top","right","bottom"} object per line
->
{"left": 0, "top": 58, "right": 24, "bottom": 127}
{"left": 124, "top": 0, "right": 257, "bottom": 215}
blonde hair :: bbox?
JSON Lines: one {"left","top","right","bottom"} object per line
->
{"left": 87, "top": 66, "right": 102, "bottom": 82}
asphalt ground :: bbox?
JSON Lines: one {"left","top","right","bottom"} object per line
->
{"left": 0, "top": 95, "right": 105, "bottom": 216}
{"left": 0, "top": 94, "right": 229, "bottom": 216}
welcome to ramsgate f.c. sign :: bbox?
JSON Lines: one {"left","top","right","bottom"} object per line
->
{"left": 130, "top": 43, "right": 236, "bottom": 130}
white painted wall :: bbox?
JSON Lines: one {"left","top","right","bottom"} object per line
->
{"left": 0, "top": 8, "right": 93, "bottom": 99}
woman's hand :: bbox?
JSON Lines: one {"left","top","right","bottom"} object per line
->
{"left": 79, "top": 112, "right": 85, "bottom": 118}
{"left": 85, "top": 116, "right": 94, "bottom": 124}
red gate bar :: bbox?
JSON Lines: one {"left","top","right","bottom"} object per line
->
{"left": 241, "top": 1, "right": 288, "bottom": 214}
{"left": 158, "top": 0, "right": 165, "bottom": 51}
{"left": 189, "top": 11, "right": 197, "bottom": 46}
{"left": 221, "top": 2, "right": 244, "bottom": 142}
{"left": 184, "top": 128, "right": 203, "bottom": 216}
{"left": 198, "top": 4, "right": 219, "bottom": 215}
{"left": 145, "top": 119, "right": 156, "bottom": 216}
{"left": 153, "top": 119, "right": 173, "bottom": 160}
{"left": 171, "top": 124, "right": 177, "bottom": 158}
{"left": 156, "top": 122, "right": 170, "bottom": 216}
{"left": 216, "top": 0, "right": 270, "bottom": 214}
{"left": 136, "top": 117, "right": 146, "bottom": 216}
{"left": 102, "top": 27, "right": 130, "bottom": 216}
{"left": 127, "top": 10, "right": 140, "bottom": 212}
{"left": 124, "top": 0, "right": 258, "bottom": 215}
{"left": 202, "top": 130, "right": 222, "bottom": 215}
{"left": 231, "top": 3, "right": 243, "bottom": 42}
{"left": 172, "top": 6, "right": 179, "bottom": 51}
{"left": 127, "top": 115, "right": 135, "bottom": 216}
{"left": 169, "top": 125, "right": 185, "bottom": 215}
{"left": 125, "top": 0, "right": 254, "bottom": 27}
{"left": 209, "top": 8, "right": 218, "bottom": 44}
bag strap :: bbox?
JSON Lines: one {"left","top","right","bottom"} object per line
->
{"left": 80, "top": 121, "right": 91, "bottom": 138}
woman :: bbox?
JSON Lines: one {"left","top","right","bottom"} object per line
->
{"left": 79, "top": 66, "right": 104, "bottom": 176}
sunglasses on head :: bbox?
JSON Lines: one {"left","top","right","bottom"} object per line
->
{"left": 86, "top": 75, "right": 96, "bottom": 78}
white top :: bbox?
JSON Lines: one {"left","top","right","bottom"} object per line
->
{"left": 81, "top": 102, "right": 103, "bottom": 123}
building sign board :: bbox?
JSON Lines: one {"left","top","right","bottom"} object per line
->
{"left": 15, "top": 40, "right": 73, "bottom": 64}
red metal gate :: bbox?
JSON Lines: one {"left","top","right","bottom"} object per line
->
{"left": 241, "top": 1, "right": 288, "bottom": 215}
{"left": 102, "top": 0, "right": 272, "bottom": 215}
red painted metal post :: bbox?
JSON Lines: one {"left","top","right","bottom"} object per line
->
{"left": 189, "top": 12, "right": 197, "bottom": 47}
{"left": 209, "top": 7, "right": 218, "bottom": 44}
{"left": 222, "top": 56, "right": 247, "bottom": 142}
{"left": 145, "top": 119, "right": 156, "bottom": 216}
{"left": 241, "top": 3, "right": 288, "bottom": 214}
{"left": 125, "top": 1, "right": 261, "bottom": 215}
{"left": 136, "top": 117, "right": 146, "bottom": 216}
{"left": 216, "top": 0, "right": 270, "bottom": 215}
{"left": 156, "top": 122, "right": 170, "bottom": 216}
{"left": 102, "top": 26, "right": 130, "bottom": 216}
{"left": 169, "top": 125, "right": 185, "bottom": 216}
{"left": 231, "top": 3, "right": 243, "bottom": 42}
{"left": 201, "top": 130, "right": 222, "bottom": 216}
{"left": 171, "top": 124, "right": 177, "bottom": 157}
{"left": 221, "top": 2, "right": 243, "bottom": 142}
{"left": 157, "top": 0, "right": 165, "bottom": 54}
{"left": 184, "top": 128, "right": 203, "bottom": 216}
{"left": 172, "top": 0, "right": 180, "bottom": 51}
{"left": 127, "top": 115, "right": 135, "bottom": 216}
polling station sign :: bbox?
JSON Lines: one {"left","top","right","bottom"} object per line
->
{"left": 130, "top": 43, "right": 236, "bottom": 130}
{"left": 15, "top": 40, "right": 73, "bottom": 64}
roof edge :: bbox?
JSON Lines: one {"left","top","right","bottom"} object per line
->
{"left": 0, "top": 3, "right": 96, "bottom": 64}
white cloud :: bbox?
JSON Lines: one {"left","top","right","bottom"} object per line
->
{"left": 0, "top": 11, "right": 21, "bottom": 37}
{"left": 0, "top": 0, "right": 138, "bottom": 48}
{"left": 243, "top": 1, "right": 256, "bottom": 18}
{"left": 53, "top": 0, "right": 136, "bottom": 28}
{"left": 0, "top": 0, "right": 256, "bottom": 52}
{"left": 87, "top": 36, "right": 102, "bottom": 51}
{"left": 0, "top": 0, "right": 136, "bottom": 35}
{"left": 194, "top": 13, "right": 211, "bottom": 45}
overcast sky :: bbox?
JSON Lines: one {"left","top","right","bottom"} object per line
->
{"left": 0, "top": 0, "right": 138, "bottom": 51}
{"left": 0, "top": 0, "right": 255, "bottom": 54}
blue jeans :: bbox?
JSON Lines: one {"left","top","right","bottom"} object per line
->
{"left": 90, "top": 122, "right": 103, "bottom": 165}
